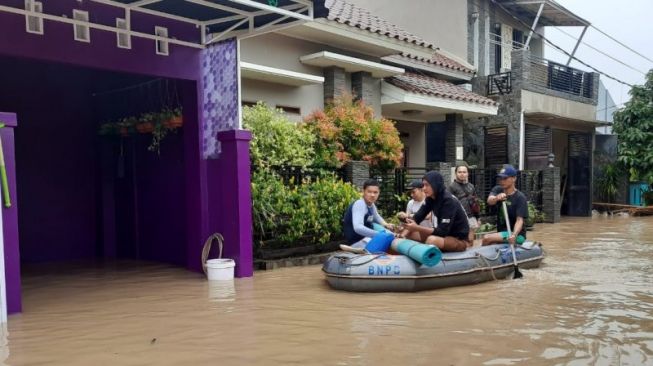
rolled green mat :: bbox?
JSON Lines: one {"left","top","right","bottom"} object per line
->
{"left": 393, "top": 239, "right": 442, "bottom": 267}
{"left": 372, "top": 223, "right": 386, "bottom": 232}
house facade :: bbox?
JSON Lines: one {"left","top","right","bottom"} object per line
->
{"left": 464, "top": 0, "right": 604, "bottom": 217}
{"left": 239, "top": 0, "right": 498, "bottom": 169}
{"left": 346, "top": 0, "right": 605, "bottom": 217}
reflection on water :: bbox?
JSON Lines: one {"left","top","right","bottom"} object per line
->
{"left": 4, "top": 216, "right": 653, "bottom": 365}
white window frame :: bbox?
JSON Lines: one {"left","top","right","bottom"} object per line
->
{"left": 155, "top": 26, "right": 169, "bottom": 56}
{"left": 73, "top": 9, "right": 90, "bottom": 42}
{"left": 24, "top": 0, "right": 43, "bottom": 35}
{"left": 116, "top": 18, "right": 131, "bottom": 49}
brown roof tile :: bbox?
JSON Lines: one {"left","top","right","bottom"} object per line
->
{"left": 387, "top": 73, "right": 498, "bottom": 106}
{"left": 324, "top": 0, "right": 435, "bottom": 49}
{"left": 400, "top": 53, "right": 475, "bottom": 74}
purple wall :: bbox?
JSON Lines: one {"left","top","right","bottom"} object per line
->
{"left": 0, "top": 60, "right": 98, "bottom": 262}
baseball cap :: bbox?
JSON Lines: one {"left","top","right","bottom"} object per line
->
{"left": 497, "top": 164, "right": 518, "bottom": 178}
{"left": 407, "top": 179, "right": 423, "bottom": 190}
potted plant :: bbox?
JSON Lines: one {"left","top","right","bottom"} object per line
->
{"left": 163, "top": 107, "right": 183, "bottom": 129}
{"left": 116, "top": 117, "right": 135, "bottom": 137}
{"left": 136, "top": 113, "right": 155, "bottom": 134}
{"left": 98, "top": 122, "right": 117, "bottom": 136}
{"left": 148, "top": 121, "right": 168, "bottom": 154}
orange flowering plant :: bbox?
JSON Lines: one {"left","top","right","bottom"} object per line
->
{"left": 302, "top": 95, "right": 403, "bottom": 170}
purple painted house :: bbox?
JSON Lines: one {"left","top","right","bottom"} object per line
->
{"left": 0, "top": 0, "right": 314, "bottom": 315}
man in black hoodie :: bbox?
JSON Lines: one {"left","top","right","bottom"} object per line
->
{"left": 402, "top": 171, "right": 471, "bottom": 252}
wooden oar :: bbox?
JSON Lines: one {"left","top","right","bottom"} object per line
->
{"left": 502, "top": 200, "right": 522, "bottom": 279}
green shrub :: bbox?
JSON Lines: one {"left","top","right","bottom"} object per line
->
{"left": 251, "top": 170, "right": 360, "bottom": 248}
{"left": 243, "top": 102, "right": 316, "bottom": 169}
{"left": 525, "top": 202, "right": 546, "bottom": 227}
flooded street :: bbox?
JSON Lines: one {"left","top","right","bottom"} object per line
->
{"left": 3, "top": 216, "right": 653, "bottom": 365}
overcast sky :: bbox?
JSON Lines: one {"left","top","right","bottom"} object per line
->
{"left": 543, "top": 0, "right": 653, "bottom": 108}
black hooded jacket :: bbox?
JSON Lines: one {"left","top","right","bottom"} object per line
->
{"left": 413, "top": 171, "right": 470, "bottom": 240}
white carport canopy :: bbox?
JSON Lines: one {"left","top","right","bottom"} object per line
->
{"left": 3, "top": 0, "right": 314, "bottom": 49}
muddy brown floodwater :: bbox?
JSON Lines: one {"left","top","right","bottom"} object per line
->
{"left": 2, "top": 216, "right": 653, "bottom": 365}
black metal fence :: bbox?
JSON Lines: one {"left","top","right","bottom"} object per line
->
{"left": 367, "top": 167, "right": 544, "bottom": 218}
{"left": 369, "top": 167, "right": 428, "bottom": 216}
{"left": 259, "top": 165, "right": 544, "bottom": 218}
{"left": 262, "top": 165, "right": 345, "bottom": 185}
{"left": 469, "top": 168, "right": 543, "bottom": 215}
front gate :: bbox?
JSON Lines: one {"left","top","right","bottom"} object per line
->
{"left": 567, "top": 133, "right": 592, "bottom": 216}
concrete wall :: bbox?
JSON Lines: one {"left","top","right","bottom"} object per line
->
{"left": 395, "top": 121, "right": 426, "bottom": 167}
{"left": 240, "top": 34, "right": 388, "bottom": 117}
{"left": 521, "top": 90, "right": 597, "bottom": 122}
{"left": 241, "top": 79, "right": 324, "bottom": 120}
{"left": 347, "top": 0, "right": 468, "bottom": 59}
{"left": 240, "top": 32, "right": 382, "bottom": 117}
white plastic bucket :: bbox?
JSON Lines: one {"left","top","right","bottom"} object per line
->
{"left": 206, "top": 258, "right": 235, "bottom": 281}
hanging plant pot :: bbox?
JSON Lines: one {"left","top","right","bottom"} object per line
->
{"left": 164, "top": 114, "right": 183, "bottom": 129}
{"left": 119, "top": 127, "right": 130, "bottom": 137}
{"left": 136, "top": 122, "right": 154, "bottom": 134}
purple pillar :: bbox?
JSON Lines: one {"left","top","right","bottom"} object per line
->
{"left": 0, "top": 112, "right": 21, "bottom": 313}
{"left": 216, "top": 130, "right": 253, "bottom": 277}
{"left": 195, "top": 39, "right": 253, "bottom": 277}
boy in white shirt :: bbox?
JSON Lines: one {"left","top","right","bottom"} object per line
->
{"left": 398, "top": 180, "right": 436, "bottom": 242}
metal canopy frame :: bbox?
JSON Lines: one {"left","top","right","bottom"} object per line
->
{"left": 498, "top": 0, "right": 590, "bottom": 27}
{"left": 498, "top": 0, "right": 589, "bottom": 66}
{"left": 2, "top": 0, "right": 313, "bottom": 49}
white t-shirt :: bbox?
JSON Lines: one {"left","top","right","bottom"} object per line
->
{"left": 406, "top": 199, "right": 436, "bottom": 228}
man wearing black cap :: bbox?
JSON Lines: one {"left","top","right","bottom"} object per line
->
{"left": 482, "top": 164, "right": 529, "bottom": 246}
{"left": 402, "top": 171, "right": 471, "bottom": 252}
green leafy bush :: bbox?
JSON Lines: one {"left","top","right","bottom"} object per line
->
{"left": 251, "top": 170, "right": 360, "bottom": 248}
{"left": 302, "top": 95, "right": 404, "bottom": 170}
{"left": 243, "top": 102, "right": 316, "bottom": 169}
{"left": 525, "top": 202, "right": 546, "bottom": 227}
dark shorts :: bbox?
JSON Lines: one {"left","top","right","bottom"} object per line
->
{"left": 442, "top": 236, "right": 471, "bottom": 252}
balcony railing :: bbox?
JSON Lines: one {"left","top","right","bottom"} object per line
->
{"left": 489, "top": 53, "right": 596, "bottom": 100}
{"left": 526, "top": 55, "right": 593, "bottom": 98}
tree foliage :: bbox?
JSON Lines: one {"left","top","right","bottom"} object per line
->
{"left": 613, "top": 70, "right": 653, "bottom": 183}
{"left": 302, "top": 95, "right": 404, "bottom": 170}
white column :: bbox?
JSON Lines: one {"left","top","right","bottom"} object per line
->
{"left": 0, "top": 199, "right": 6, "bottom": 323}
{"left": 519, "top": 111, "right": 525, "bottom": 170}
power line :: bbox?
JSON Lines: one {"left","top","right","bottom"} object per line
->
{"left": 552, "top": 27, "right": 647, "bottom": 76}
{"left": 487, "top": 0, "right": 634, "bottom": 88}
{"left": 590, "top": 24, "right": 653, "bottom": 65}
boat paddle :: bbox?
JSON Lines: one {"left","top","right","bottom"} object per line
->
{"left": 502, "top": 200, "right": 522, "bottom": 279}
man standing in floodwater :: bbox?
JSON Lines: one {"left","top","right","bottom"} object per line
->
{"left": 482, "top": 165, "right": 529, "bottom": 245}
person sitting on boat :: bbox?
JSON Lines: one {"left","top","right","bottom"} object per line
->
{"left": 342, "top": 179, "right": 395, "bottom": 249}
{"left": 482, "top": 164, "right": 529, "bottom": 246}
{"left": 401, "top": 171, "right": 471, "bottom": 252}
{"left": 448, "top": 163, "right": 481, "bottom": 243}
{"left": 397, "top": 179, "right": 436, "bottom": 242}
